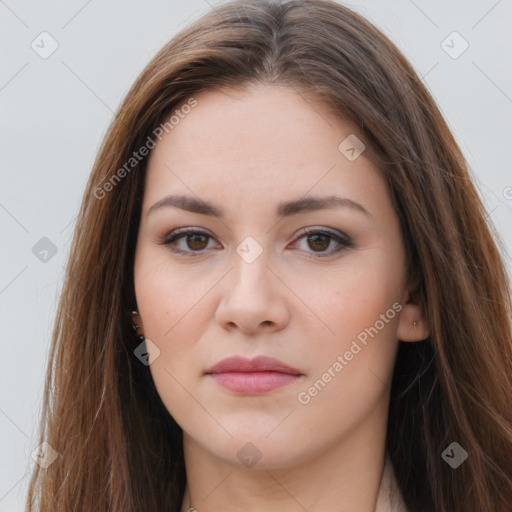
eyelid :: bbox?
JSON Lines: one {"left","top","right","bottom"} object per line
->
{"left": 293, "top": 226, "right": 351, "bottom": 243}
{"left": 161, "top": 226, "right": 214, "bottom": 243}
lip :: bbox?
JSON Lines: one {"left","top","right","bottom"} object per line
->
{"left": 205, "top": 356, "right": 303, "bottom": 394}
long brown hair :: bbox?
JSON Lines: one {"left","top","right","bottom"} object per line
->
{"left": 26, "top": 1, "right": 512, "bottom": 510}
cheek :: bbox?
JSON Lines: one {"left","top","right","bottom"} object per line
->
{"left": 133, "top": 251, "right": 212, "bottom": 400}
{"left": 308, "top": 290, "right": 400, "bottom": 389}
{"left": 293, "top": 284, "right": 400, "bottom": 443}
{"left": 306, "top": 258, "right": 403, "bottom": 345}
{"left": 134, "top": 245, "right": 216, "bottom": 341}
{"left": 296, "top": 256, "right": 402, "bottom": 404}
{"left": 133, "top": 246, "right": 224, "bottom": 348}
{"left": 134, "top": 260, "right": 215, "bottom": 428}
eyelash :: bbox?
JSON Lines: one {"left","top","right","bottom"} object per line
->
{"left": 158, "top": 227, "right": 352, "bottom": 258}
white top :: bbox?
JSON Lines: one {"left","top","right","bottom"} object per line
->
{"left": 374, "top": 453, "right": 408, "bottom": 512}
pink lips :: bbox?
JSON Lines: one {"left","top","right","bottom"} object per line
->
{"left": 205, "top": 356, "right": 303, "bottom": 394}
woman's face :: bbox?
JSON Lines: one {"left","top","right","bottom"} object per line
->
{"left": 134, "top": 84, "right": 426, "bottom": 469}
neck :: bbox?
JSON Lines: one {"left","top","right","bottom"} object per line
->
{"left": 179, "top": 402, "right": 389, "bottom": 512}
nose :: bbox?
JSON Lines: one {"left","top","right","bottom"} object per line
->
{"left": 214, "top": 248, "right": 291, "bottom": 335}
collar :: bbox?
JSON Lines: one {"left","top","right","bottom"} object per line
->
{"left": 374, "top": 453, "right": 408, "bottom": 512}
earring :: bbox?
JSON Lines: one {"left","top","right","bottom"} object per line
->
{"left": 131, "top": 310, "right": 144, "bottom": 340}
{"left": 413, "top": 321, "right": 418, "bottom": 327}
{"left": 131, "top": 310, "right": 139, "bottom": 331}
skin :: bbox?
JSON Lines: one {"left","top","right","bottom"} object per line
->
{"left": 133, "top": 84, "right": 429, "bottom": 512}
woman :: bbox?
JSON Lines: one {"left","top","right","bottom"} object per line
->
{"left": 26, "top": 0, "right": 512, "bottom": 511}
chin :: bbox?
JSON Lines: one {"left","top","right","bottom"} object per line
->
{"left": 197, "top": 428, "right": 314, "bottom": 471}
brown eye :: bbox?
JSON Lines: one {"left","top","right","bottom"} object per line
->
{"left": 306, "top": 233, "right": 331, "bottom": 252}
{"left": 160, "top": 228, "right": 220, "bottom": 256}
{"left": 292, "top": 227, "right": 352, "bottom": 258}
{"left": 186, "top": 233, "right": 209, "bottom": 251}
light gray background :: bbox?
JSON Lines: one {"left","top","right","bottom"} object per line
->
{"left": 1, "top": 0, "right": 511, "bottom": 510}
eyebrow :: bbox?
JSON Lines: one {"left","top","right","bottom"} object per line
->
{"left": 148, "top": 194, "right": 372, "bottom": 219}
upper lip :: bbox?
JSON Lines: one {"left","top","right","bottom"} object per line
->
{"left": 205, "top": 356, "right": 302, "bottom": 375}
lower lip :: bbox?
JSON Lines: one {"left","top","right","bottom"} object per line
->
{"left": 208, "top": 371, "right": 300, "bottom": 394}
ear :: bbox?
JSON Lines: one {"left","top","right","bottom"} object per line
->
{"left": 396, "top": 288, "right": 429, "bottom": 342}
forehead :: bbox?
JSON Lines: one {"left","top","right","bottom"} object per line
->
{"left": 151, "top": 84, "right": 355, "bottom": 164}
{"left": 143, "top": 84, "right": 385, "bottom": 216}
